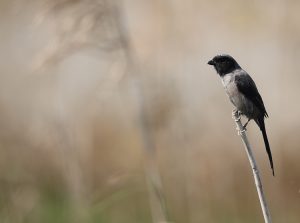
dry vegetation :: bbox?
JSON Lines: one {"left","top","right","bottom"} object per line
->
{"left": 0, "top": 0, "right": 300, "bottom": 222}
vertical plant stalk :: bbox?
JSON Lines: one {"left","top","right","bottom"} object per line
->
{"left": 232, "top": 110, "right": 272, "bottom": 223}
{"left": 108, "top": 1, "right": 169, "bottom": 222}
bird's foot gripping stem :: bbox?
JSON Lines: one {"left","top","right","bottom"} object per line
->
{"left": 238, "top": 128, "right": 246, "bottom": 135}
{"left": 232, "top": 109, "right": 241, "bottom": 121}
{"left": 232, "top": 109, "right": 246, "bottom": 135}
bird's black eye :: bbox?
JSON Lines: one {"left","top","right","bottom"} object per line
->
{"left": 217, "top": 58, "right": 226, "bottom": 63}
{"left": 216, "top": 57, "right": 226, "bottom": 63}
{"left": 220, "top": 58, "right": 232, "bottom": 64}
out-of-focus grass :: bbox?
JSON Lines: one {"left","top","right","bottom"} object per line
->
{"left": 21, "top": 181, "right": 152, "bottom": 223}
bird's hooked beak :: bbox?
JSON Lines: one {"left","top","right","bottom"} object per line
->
{"left": 207, "top": 59, "right": 215, "bottom": 65}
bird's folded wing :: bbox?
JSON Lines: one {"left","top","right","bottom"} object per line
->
{"left": 235, "top": 73, "right": 268, "bottom": 118}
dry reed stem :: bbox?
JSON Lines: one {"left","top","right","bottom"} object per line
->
{"left": 232, "top": 110, "right": 272, "bottom": 223}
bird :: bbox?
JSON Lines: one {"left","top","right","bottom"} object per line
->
{"left": 207, "top": 54, "right": 274, "bottom": 176}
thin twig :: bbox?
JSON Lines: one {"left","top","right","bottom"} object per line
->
{"left": 232, "top": 110, "right": 272, "bottom": 223}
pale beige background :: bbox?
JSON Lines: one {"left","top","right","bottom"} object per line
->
{"left": 0, "top": 0, "right": 299, "bottom": 222}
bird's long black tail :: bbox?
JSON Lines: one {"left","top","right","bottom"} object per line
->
{"left": 256, "top": 117, "right": 274, "bottom": 176}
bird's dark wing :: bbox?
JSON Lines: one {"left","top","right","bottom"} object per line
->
{"left": 235, "top": 72, "right": 268, "bottom": 117}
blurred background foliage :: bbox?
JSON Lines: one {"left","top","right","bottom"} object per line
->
{"left": 0, "top": 0, "right": 300, "bottom": 222}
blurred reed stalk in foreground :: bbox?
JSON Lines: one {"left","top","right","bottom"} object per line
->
{"left": 233, "top": 111, "right": 272, "bottom": 223}
{"left": 110, "top": 1, "right": 169, "bottom": 222}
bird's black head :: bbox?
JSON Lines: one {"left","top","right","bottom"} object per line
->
{"left": 207, "top": 54, "right": 240, "bottom": 76}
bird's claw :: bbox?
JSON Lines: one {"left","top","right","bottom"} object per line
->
{"left": 237, "top": 128, "right": 246, "bottom": 135}
{"left": 232, "top": 108, "right": 238, "bottom": 115}
{"left": 232, "top": 109, "right": 247, "bottom": 135}
{"left": 232, "top": 109, "right": 241, "bottom": 122}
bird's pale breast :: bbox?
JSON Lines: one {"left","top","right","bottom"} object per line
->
{"left": 221, "top": 74, "right": 254, "bottom": 116}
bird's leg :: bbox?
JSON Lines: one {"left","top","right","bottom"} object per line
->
{"left": 232, "top": 109, "right": 246, "bottom": 135}
{"left": 242, "top": 118, "right": 251, "bottom": 130}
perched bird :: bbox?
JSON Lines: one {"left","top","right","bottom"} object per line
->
{"left": 207, "top": 54, "right": 274, "bottom": 176}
